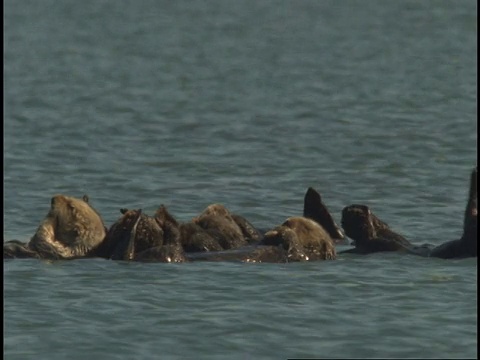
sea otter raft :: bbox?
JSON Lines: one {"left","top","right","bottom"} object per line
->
{"left": 3, "top": 167, "right": 477, "bottom": 261}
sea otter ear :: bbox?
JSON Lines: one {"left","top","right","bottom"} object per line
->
{"left": 82, "top": 195, "right": 89, "bottom": 203}
{"left": 120, "top": 208, "right": 129, "bottom": 214}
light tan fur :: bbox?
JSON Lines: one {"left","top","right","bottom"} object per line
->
{"left": 28, "top": 195, "right": 106, "bottom": 259}
{"left": 281, "top": 216, "right": 336, "bottom": 260}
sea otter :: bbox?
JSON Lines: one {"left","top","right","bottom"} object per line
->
{"left": 340, "top": 167, "right": 477, "bottom": 259}
{"left": 4, "top": 194, "right": 107, "bottom": 260}
{"left": 261, "top": 217, "right": 336, "bottom": 260}
{"left": 98, "top": 206, "right": 186, "bottom": 262}
{"left": 340, "top": 204, "right": 418, "bottom": 254}
{"left": 182, "top": 203, "right": 262, "bottom": 252}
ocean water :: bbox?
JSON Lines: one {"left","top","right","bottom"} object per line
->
{"left": 4, "top": 1, "right": 477, "bottom": 359}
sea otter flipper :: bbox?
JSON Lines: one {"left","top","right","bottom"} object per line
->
{"left": 460, "top": 167, "right": 477, "bottom": 256}
{"left": 464, "top": 167, "right": 477, "bottom": 220}
{"left": 230, "top": 214, "right": 263, "bottom": 243}
{"left": 463, "top": 167, "right": 477, "bottom": 236}
{"left": 154, "top": 205, "right": 182, "bottom": 245}
{"left": 125, "top": 210, "right": 143, "bottom": 260}
{"left": 107, "top": 209, "right": 143, "bottom": 260}
{"left": 431, "top": 167, "right": 478, "bottom": 259}
{"left": 303, "top": 187, "right": 345, "bottom": 241}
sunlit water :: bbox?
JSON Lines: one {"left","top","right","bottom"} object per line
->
{"left": 4, "top": 1, "right": 477, "bottom": 359}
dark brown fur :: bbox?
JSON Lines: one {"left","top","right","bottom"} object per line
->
{"left": 192, "top": 204, "right": 249, "bottom": 250}
{"left": 303, "top": 187, "right": 345, "bottom": 242}
{"left": 100, "top": 206, "right": 186, "bottom": 262}
{"left": 340, "top": 205, "right": 412, "bottom": 254}
{"left": 430, "top": 167, "right": 477, "bottom": 259}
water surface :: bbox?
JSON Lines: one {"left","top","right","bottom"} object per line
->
{"left": 4, "top": 1, "right": 477, "bottom": 359}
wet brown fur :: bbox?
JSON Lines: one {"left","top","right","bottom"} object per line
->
{"left": 27, "top": 194, "right": 107, "bottom": 259}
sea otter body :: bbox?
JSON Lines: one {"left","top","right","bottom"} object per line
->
{"left": 4, "top": 195, "right": 107, "bottom": 260}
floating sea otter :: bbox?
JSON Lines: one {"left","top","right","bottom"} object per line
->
{"left": 260, "top": 216, "right": 336, "bottom": 261}
{"left": 97, "top": 206, "right": 186, "bottom": 262}
{"left": 4, "top": 195, "right": 107, "bottom": 260}
{"left": 183, "top": 203, "right": 262, "bottom": 252}
{"left": 340, "top": 204, "right": 423, "bottom": 254}
{"left": 340, "top": 167, "right": 477, "bottom": 259}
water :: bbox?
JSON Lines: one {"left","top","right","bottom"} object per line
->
{"left": 4, "top": 1, "right": 477, "bottom": 359}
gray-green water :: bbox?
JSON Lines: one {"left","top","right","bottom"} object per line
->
{"left": 4, "top": 1, "right": 477, "bottom": 359}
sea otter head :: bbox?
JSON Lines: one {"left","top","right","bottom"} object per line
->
{"left": 341, "top": 205, "right": 383, "bottom": 245}
{"left": 194, "top": 204, "right": 232, "bottom": 221}
{"left": 262, "top": 225, "right": 298, "bottom": 250}
{"left": 29, "top": 194, "right": 106, "bottom": 259}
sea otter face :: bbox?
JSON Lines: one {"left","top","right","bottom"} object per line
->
{"left": 29, "top": 194, "right": 106, "bottom": 259}
{"left": 195, "top": 204, "right": 232, "bottom": 220}
{"left": 49, "top": 195, "right": 105, "bottom": 244}
{"left": 263, "top": 217, "right": 336, "bottom": 260}
{"left": 341, "top": 205, "right": 378, "bottom": 244}
{"left": 262, "top": 226, "right": 297, "bottom": 249}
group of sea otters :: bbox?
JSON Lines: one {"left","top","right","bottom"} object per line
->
{"left": 4, "top": 167, "right": 477, "bottom": 262}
